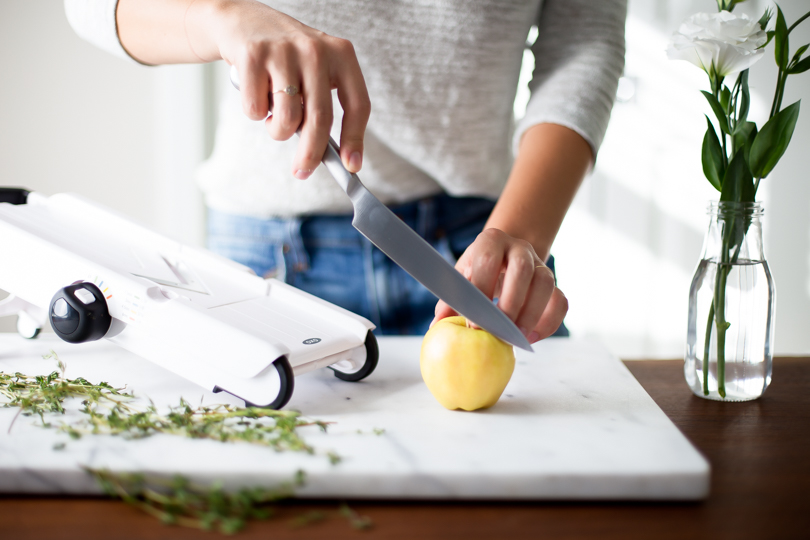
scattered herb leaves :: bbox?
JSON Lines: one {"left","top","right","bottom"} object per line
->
{"left": 339, "top": 503, "right": 374, "bottom": 530}
{"left": 1, "top": 351, "right": 374, "bottom": 534}
{"left": 86, "top": 467, "right": 303, "bottom": 535}
{"left": 1, "top": 351, "right": 330, "bottom": 454}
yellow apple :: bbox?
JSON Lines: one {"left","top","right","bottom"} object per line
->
{"left": 420, "top": 316, "right": 516, "bottom": 411}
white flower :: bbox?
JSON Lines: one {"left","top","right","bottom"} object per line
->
{"left": 667, "top": 11, "right": 767, "bottom": 77}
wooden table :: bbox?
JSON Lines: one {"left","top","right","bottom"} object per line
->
{"left": 3, "top": 358, "right": 809, "bottom": 539}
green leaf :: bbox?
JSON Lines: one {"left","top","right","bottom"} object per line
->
{"left": 701, "top": 90, "right": 731, "bottom": 133}
{"left": 788, "top": 57, "right": 810, "bottom": 74}
{"left": 775, "top": 6, "right": 789, "bottom": 69}
{"left": 702, "top": 117, "right": 725, "bottom": 191}
{"left": 720, "top": 86, "right": 732, "bottom": 112}
{"left": 720, "top": 150, "right": 755, "bottom": 204}
{"left": 750, "top": 100, "right": 801, "bottom": 179}
{"left": 733, "top": 70, "right": 750, "bottom": 129}
{"left": 758, "top": 7, "right": 773, "bottom": 31}
{"left": 793, "top": 44, "right": 809, "bottom": 63}
{"left": 759, "top": 31, "right": 776, "bottom": 50}
{"left": 733, "top": 121, "right": 757, "bottom": 164}
{"left": 718, "top": 151, "right": 755, "bottom": 258}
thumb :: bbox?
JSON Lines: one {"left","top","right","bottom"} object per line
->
{"left": 431, "top": 300, "right": 458, "bottom": 328}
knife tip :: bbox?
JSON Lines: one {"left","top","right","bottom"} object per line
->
{"left": 496, "top": 329, "right": 533, "bottom": 352}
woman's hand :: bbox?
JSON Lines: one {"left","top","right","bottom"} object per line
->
{"left": 118, "top": 0, "right": 370, "bottom": 177}
{"left": 432, "top": 228, "right": 568, "bottom": 343}
{"left": 436, "top": 123, "right": 591, "bottom": 344}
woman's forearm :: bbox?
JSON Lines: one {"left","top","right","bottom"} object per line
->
{"left": 116, "top": 0, "right": 219, "bottom": 64}
{"left": 486, "top": 123, "right": 593, "bottom": 262}
{"left": 118, "top": 0, "right": 277, "bottom": 65}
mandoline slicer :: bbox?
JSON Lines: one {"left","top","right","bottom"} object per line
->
{"left": 0, "top": 188, "right": 378, "bottom": 409}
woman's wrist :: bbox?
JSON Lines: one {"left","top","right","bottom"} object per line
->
{"left": 485, "top": 123, "right": 592, "bottom": 262}
{"left": 186, "top": 0, "right": 247, "bottom": 63}
{"left": 116, "top": 0, "right": 224, "bottom": 64}
{"left": 183, "top": 0, "right": 218, "bottom": 62}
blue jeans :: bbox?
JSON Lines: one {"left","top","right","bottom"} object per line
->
{"left": 207, "top": 194, "right": 568, "bottom": 337}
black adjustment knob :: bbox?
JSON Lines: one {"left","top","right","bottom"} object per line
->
{"left": 49, "top": 282, "right": 111, "bottom": 343}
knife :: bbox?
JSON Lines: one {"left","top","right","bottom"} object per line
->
{"left": 229, "top": 66, "right": 532, "bottom": 351}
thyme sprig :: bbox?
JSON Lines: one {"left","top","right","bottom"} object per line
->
{"left": 1, "top": 351, "right": 330, "bottom": 454}
{"left": 87, "top": 467, "right": 304, "bottom": 535}
{"left": 74, "top": 398, "right": 329, "bottom": 453}
{"left": 1, "top": 352, "right": 373, "bottom": 534}
{"left": 88, "top": 468, "right": 372, "bottom": 534}
{"left": 0, "top": 351, "right": 129, "bottom": 431}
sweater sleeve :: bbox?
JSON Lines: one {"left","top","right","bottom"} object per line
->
{"left": 64, "top": 0, "right": 138, "bottom": 63}
{"left": 514, "top": 0, "right": 626, "bottom": 158}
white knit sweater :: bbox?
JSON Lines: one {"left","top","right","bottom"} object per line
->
{"left": 65, "top": 0, "right": 626, "bottom": 218}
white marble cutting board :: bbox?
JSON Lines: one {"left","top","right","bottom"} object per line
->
{"left": 0, "top": 334, "right": 709, "bottom": 500}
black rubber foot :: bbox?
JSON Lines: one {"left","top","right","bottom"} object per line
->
{"left": 21, "top": 327, "right": 41, "bottom": 340}
{"left": 0, "top": 187, "right": 30, "bottom": 205}
{"left": 17, "top": 316, "right": 41, "bottom": 340}
{"left": 330, "top": 330, "right": 379, "bottom": 382}
{"left": 213, "top": 356, "right": 295, "bottom": 409}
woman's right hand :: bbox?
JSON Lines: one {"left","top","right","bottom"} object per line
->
{"left": 118, "top": 0, "right": 370, "bottom": 177}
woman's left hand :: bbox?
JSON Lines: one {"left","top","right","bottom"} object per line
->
{"left": 432, "top": 228, "right": 568, "bottom": 343}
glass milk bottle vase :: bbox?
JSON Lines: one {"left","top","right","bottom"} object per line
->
{"left": 685, "top": 202, "right": 775, "bottom": 401}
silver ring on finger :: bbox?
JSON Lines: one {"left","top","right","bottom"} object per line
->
{"left": 273, "top": 85, "right": 299, "bottom": 97}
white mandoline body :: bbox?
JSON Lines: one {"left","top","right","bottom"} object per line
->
{"left": 0, "top": 192, "right": 374, "bottom": 406}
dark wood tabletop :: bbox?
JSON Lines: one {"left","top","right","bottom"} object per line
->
{"left": 3, "top": 357, "right": 809, "bottom": 540}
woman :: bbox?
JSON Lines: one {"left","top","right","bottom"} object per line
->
{"left": 65, "top": 0, "right": 626, "bottom": 342}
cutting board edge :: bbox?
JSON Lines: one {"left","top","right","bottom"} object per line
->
{"left": 0, "top": 467, "right": 711, "bottom": 501}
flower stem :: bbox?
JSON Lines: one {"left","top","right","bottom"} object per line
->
{"left": 713, "top": 263, "right": 730, "bottom": 398}
{"left": 711, "top": 211, "right": 738, "bottom": 399}
{"left": 703, "top": 301, "right": 714, "bottom": 396}
{"left": 777, "top": 71, "right": 788, "bottom": 117}
{"left": 769, "top": 69, "right": 782, "bottom": 118}
{"left": 712, "top": 83, "right": 730, "bottom": 166}
{"left": 787, "top": 10, "right": 810, "bottom": 33}
{"left": 711, "top": 211, "right": 749, "bottom": 399}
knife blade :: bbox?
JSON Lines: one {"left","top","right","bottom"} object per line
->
{"left": 229, "top": 66, "right": 532, "bottom": 351}
{"left": 319, "top": 140, "right": 532, "bottom": 351}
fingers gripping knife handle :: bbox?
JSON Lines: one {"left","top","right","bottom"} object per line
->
{"left": 228, "top": 65, "right": 353, "bottom": 193}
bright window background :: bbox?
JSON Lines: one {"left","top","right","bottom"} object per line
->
{"left": 1, "top": 0, "right": 808, "bottom": 358}
{"left": 515, "top": 0, "right": 810, "bottom": 358}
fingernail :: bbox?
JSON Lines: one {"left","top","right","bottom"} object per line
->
{"left": 528, "top": 331, "right": 540, "bottom": 342}
{"left": 519, "top": 326, "right": 530, "bottom": 338}
{"left": 294, "top": 169, "right": 312, "bottom": 180}
{"left": 348, "top": 151, "right": 362, "bottom": 172}
{"left": 429, "top": 317, "right": 437, "bottom": 328}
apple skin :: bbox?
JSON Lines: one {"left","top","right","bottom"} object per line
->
{"left": 420, "top": 316, "right": 516, "bottom": 411}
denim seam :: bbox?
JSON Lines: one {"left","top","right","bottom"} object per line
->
{"left": 416, "top": 197, "right": 435, "bottom": 240}
{"left": 285, "top": 218, "right": 310, "bottom": 273}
